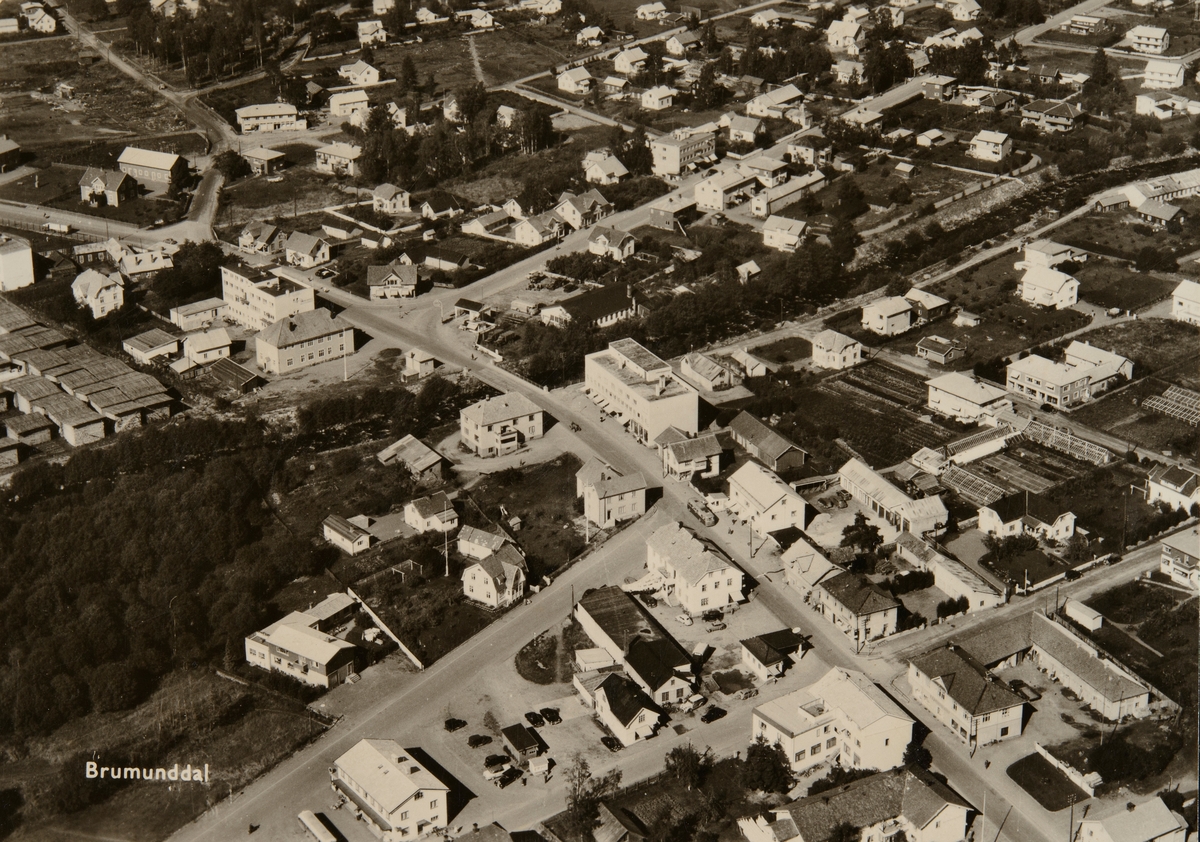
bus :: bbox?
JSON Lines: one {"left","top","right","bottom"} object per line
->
{"left": 297, "top": 810, "right": 337, "bottom": 842}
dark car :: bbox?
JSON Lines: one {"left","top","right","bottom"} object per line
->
{"left": 600, "top": 736, "right": 623, "bottom": 753}
{"left": 315, "top": 268, "right": 337, "bottom": 279}
{"left": 700, "top": 706, "right": 727, "bottom": 724}
{"left": 1064, "top": 568, "right": 1083, "bottom": 581}
{"left": 524, "top": 711, "right": 545, "bottom": 728}
{"left": 495, "top": 767, "right": 522, "bottom": 788}
{"left": 484, "top": 754, "right": 509, "bottom": 768}
{"left": 467, "top": 734, "right": 492, "bottom": 748}
{"left": 539, "top": 707, "right": 561, "bottom": 725}
{"left": 1009, "top": 679, "right": 1042, "bottom": 702}
{"left": 444, "top": 718, "right": 467, "bottom": 732}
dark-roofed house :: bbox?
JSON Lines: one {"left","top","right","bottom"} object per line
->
{"left": 681, "top": 351, "right": 742, "bottom": 392}
{"left": 420, "top": 193, "right": 463, "bottom": 220}
{"left": 367, "top": 261, "right": 420, "bottom": 300}
{"left": 595, "top": 803, "right": 648, "bottom": 842}
{"left": 460, "top": 392, "right": 544, "bottom": 456}
{"left": 576, "top": 457, "right": 647, "bottom": 528}
{"left": 376, "top": 433, "right": 445, "bottom": 480}
{"left": 254, "top": 307, "right": 354, "bottom": 375}
{"left": 662, "top": 431, "right": 724, "bottom": 480}
{"left": 978, "top": 490, "right": 1075, "bottom": 543}
{"left": 6, "top": 412, "right": 55, "bottom": 445}
{"left": 908, "top": 643, "right": 1027, "bottom": 745}
{"left": 323, "top": 514, "right": 372, "bottom": 555}
{"left": 404, "top": 491, "right": 458, "bottom": 533}
{"left": 540, "top": 284, "right": 641, "bottom": 329}
{"left": 740, "top": 629, "right": 804, "bottom": 681}
{"left": 575, "top": 586, "right": 695, "bottom": 706}
{"left": 816, "top": 572, "right": 900, "bottom": 646}
{"left": 209, "top": 358, "right": 264, "bottom": 394}
{"left": 501, "top": 724, "right": 540, "bottom": 758}
{"left": 1146, "top": 464, "right": 1200, "bottom": 513}
{"left": 589, "top": 672, "right": 662, "bottom": 746}
{"left": 237, "top": 221, "right": 285, "bottom": 255}
{"left": 122, "top": 328, "right": 179, "bottom": 365}
{"left": 79, "top": 167, "right": 137, "bottom": 207}
{"left": 738, "top": 766, "right": 971, "bottom": 842}
{"left": 728, "top": 411, "right": 807, "bottom": 472}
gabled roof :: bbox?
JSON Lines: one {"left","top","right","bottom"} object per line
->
{"left": 334, "top": 739, "right": 448, "bottom": 815}
{"left": 324, "top": 513, "right": 370, "bottom": 542}
{"left": 865, "top": 295, "right": 912, "bottom": 317}
{"left": 904, "top": 287, "right": 950, "bottom": 310}
{"left": 377, "top": 433, "right": 442, "bottom": 472}
{"left": 285, "top": 231, "right": 329, "bottom": 256}
{"left": 839, "top": 458, "right": 910, "bottom": 510}
{"left": 741, "top": 628, "right": 802, "bottom": 667}
{"left": 407, "top": 490, "right": 455, "bottom": 520}
{"left": 258, "top": 611, "right": 357, "bottom": 666}
{"left": 553, "top": 283, "right": 634, "bottom": 324}
{"left": 982, "top": 490, "right": 1071, "bottom": 527}
{"left": 459, "top": 524, "right": 509, "bottom": 554}
{"left": 257, "top": 308, "right": 349, "bottom": 349}
{"left": 596, "top": 671, "right": 661, "bottom": 726}
{"left": 118, "top": 147, "right": 182, "bottom": 171}
{"left": 1148, "top": 463, "right": 1198, "bottom": 495}
{"left": 910, "top": 644, "right": 1025, "bottom": 715}
{"left": 812, "top": 329, "right": 858, "bottom": 353}
{"left": 729, "top": 411, "right": 806, "bottom": 465}
{"left": 624, "top": 635, "right": 690, "bottom": 692}
{"left": 367, "top": 261, "right": 419, "bottom": 287}
{"left": 729, "top": 460, "right": 803, "bottom": 515}
{"left": 647, "top": 520, "right": 735, "bottom": 585}
{"left": 763, "top": 215, "right": 807, "bottom": 237}
{"left": 926, "top": 372, "right": 1007, "bottom": 405}
{"left": 124, "top": 328, "right": 178, "bottom": 354}
{"left": 1083, "top": 798, "right": 1189, "bottom": 842}
{"left": 79, "top": 167, "right": 131, "bottom": 191}
{"left": 462, "top": 392, "right": 542, "bottom": 426}
{"left": 820, "top": 571, "right": 899, "bottom": 616}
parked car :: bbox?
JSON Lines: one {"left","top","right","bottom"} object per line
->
{"left": 316, "top": 268, "right": 336, "bottom": 279}
{"left": 600, "top": 736, "right": 623, "bottom": 753}
{"left": 524, "top": 711, "right": 545, "bottom": 728}
{"left": 444, "top": 718, "right": 467, "bottom": 732}
{"left": 687, "top": 499, "right": 717, "bottom": 526}
{"left": 682, "top": 693, "right": 705, "bottom": 712}
{"left": 1009, "top": 679, "right": 1042, "bottom": 702}
{"left": 539, "top": 707, "right": 561, "bottom": 725}
{"left": 495, "top": 767, "right": 522, "bottom": 789}
{"left": 467, "top": 734, "right": 492, "bottom": 748}
{"left": 735, "top": 688, "right": 758, "bottom": 700}
{"left": 675, "top": 614, "right": 694, "bottom": 626}
{"left": 483, "top": 763, "right": 510, "bottom": 781}
{"left": 706, "top": 622, "right": 727, "bottom": 632}
{"left": 484, "top": 754, "right": 509, "bottom": 768}
{"left": 700, "top": 706, "right": 727, "bottom": 723}
{"left": 1064, "top": 568, "right": 1082, "bottom": 581}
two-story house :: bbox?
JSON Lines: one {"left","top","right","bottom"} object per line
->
{"left": 461, "top": 543, "right": 527, "bottom": 609}
{"left": 646, "top": 520, "right": 744, "bottom": 614}
{"left": 244, "top": 596, "right": 359, "bottom": 688}
{"left": 459, "top": 392, "right": 544, "bottom": 456}
{"left": 728, "top": 461, "right": 809, "bottom": 535}
{"left": 403, "top": 491, "right": 458, "bottom": 533}
{"left": 331, "top": 740, "right": 450, "bottom": 840}
{"left": 1171, "top": 279, "right": 1200, "bottom": 325}
{"left": 861, "top": 296, "right": 913, "bottom": 335}
{"left": 978, "top": 490, "right": 1075, "bottom": 542}
{"left": 554, "top": 189, "right": 613, "bottom": 229}
{"left": 575, "top": 457, "right": 647, "bottom": 528}
{"left": 817, "top": 572, "right": 899, "bottom": 646}
{"left": 811, "top": 329, "right": 862, "bottom": 370}
{"left": 71, "top": 269, "right": 123, "bottom": 318}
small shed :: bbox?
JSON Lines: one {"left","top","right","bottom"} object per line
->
{"left": 6, "top": 413, "right": 55, "bottom": 445}
{"left": 1064, "top": 599, "right": 1102, "bottom": 631}
{"left": 501, "top": 724, "right": 540, "bottom": 759}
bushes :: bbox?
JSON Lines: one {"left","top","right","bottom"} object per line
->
{"left": 936, "top": 596, "right": 970, "bottom": 618}
{"left": 889, "top": 570, "right": 934, "bottom": 595}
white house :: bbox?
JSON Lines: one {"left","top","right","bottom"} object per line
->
{"left": 861, "top": 296, "right": 913, "bottom": 335}
{"left": 762, "top": 215, "right": 807, "bottom": 252}
{"left": 968, "top": 130, "right": 1011, "bottom": 162}
{"left": 1171, "top": 279, "right": 1200, "bottom": 324}
{"left": 583, "top": 152, "right": 629, "bottom": 185}
{"left": 372, "top": 183, "right": 410, "bottom": 214}
{"left": 554, "top": 189, "right": 613, "bottom": 229}
{"left": 641, "top": 85, "right": 677, "bottom": 110}
{"left": 0, "top": 235, "right": 35, "bottom": 292}
{"left": 646, "top": 520, "right": 744, "bottom": 614}
{"left": 577, "top": 671, "right": 662, "bottom": 747}
{"left": 575, "top": 457, "right": 647, "bottom": 528}
{"left": 71, "top": 269, "right": 124, "bottom": 319}
{"left": 1020, "top": 265, "right": 1079, "bottom": 309}
{"left": 576, "top": 25, "right": 604, "bottom": 45}
{"left": 357, "top": 19, "right": 387, "bottom": 45}
{"left": 587, "top": 227, "right": 636, "bottom": 261}
{"left": 1077, "top": 798, "right": 1188, "bottom": 842}
{"left": 462, "top": 543, "right": 527, "bottom": 609}
{"left": 556, "top": 66, "right": 595, "bottom": 94}
{"left": 329, "top": 90, "right": 370, "bottom": 120}
{"left": 636, "top": 1, "right": 667, "bottom": 19}
{"left": 456, "top": 7, "right": 494, "bottom": 28}
{"left": 1020, "top": 238, "right": 1086, "bottom": 269}
{"left": 323, "top": 514, "right": 372, "bottom": 555}
{"left": 1126, "top": 25, "right": 1170, "bottom": 54}
{"left": 926, "top": 372, "right": 1011, "bottom": 422}
{"left": 315, "top": 143, "right": 362, "bottom": 178}
{"left": 826, "top": 19, "right": 864, "bottom": 53}
{"left": 752, "top": 666, "right": 913, "bottom": 773}
{"left": 665, "top": 30, "right": 701, "bottom": 56}
{"left": 1160, "top": 526, "right": 1199, "bottom": 592}
{"left": 952, "top": 0, "right": 980, "bottom": 19}
{"left": 740, "top": 629, "right": 804, "bottom": 681}
{"left": 332, "top": 740, "right": 449, "bottom": 839}
{"left": 244, "top": 595, "right": 359, "bottom": 689}
{"left": 460, "top": 392, "right": 544, "bottom": 456}
{"left": 614, "top": 47, "right": 649, "bottom": 76}
{"left": 979, "top": 490, "right": 1075, "bottom": 542}
{"left": 1144, "top": 59, "right": 1186, "bottom": 89}
{"left": 235, "top": 102, "right": 306, "bottom": 133}
{"left": 1146, "top": 464, "right": 1200, "bottom": 513}
{"left": 338, "top": 59, "right": 381, "bottom": 86}
{"left": 811, "top": 329, "right": 861, "bottom": 370}
{"left": 728, "top": 461, "right": 809, "bottom": 536}
{"left": 404, "top": 491, "right": 459, "bottom": 533}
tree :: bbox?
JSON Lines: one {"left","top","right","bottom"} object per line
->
{"left": 664, "top": 743, "right": 711, "bottom": 791}
{"left": 840, "top": 512, "right": 883, "bottom": 554}
{"left": 1082, "top": 47, "right": 1128, "bottom": 113}
{"left": 153, "top": 241, "right": 225, "bottom": 307}
{"left": 903, "top": 739, "right": 933, "bottom": 769}
{"left": 1066, "top": 533, "right": 1091, "bottom": 563}
{"left": 563, "top": 751, "right": 622, "bottom": 835}
{"left": 398, "top": 55, "right": 419, "bottom": 93}
{"left": 743, "top": 737, "right": 792, "bottom": 793}
{"left": 693, "top": 62, "right": 729, "bottom": 110}
{"left": 829, "top": 822, "right": 860, "bottom": 842}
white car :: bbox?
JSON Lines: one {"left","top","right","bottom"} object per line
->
{"left": 675, "top": 614, "right": 693, "bottom": 626}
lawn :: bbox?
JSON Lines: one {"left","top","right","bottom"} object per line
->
{"left": 1052, "top": 202, "right": 1200, "bottom": 262}
{"left": 752, "top": 336, "right": 812, "bottom": 364}
{"left": 466, "top": 452, "right": 586, "bottom": 582}
{"left": 219, "top": 167, "right": 348, "bottom": 225}
{"left": 0, "top": 163, "right": 188, "bottom": 226}
{"left": 1006, "top": 752, "right": 1089, "bottom": 811}
{"left": 31, "top": 132, "right": 208, "bottom": 170}
{"left": 982, "top": 546, "right": 1068, "bottom": 589}
{"left": 1043, "top": 719, "right": 1188, "bottom": 797}
{"left": 199, "top": 75, "right": 282, "bottom": 127}
{"left": 1038, "top": 462, "right": 1185, "bottom": 548}
{"left": 1060, "top": 318, "right": 1200, "bottom": 379}
{"left": 1069, "top": 377, "right": 1199, "bottom": 457}
{"left": 1074, "top": 263, "right": 1176, "bottom": 312}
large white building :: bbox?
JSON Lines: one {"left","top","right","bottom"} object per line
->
{"left": 646, "top": 520, "right": 744, "bottom": 614}
{"left": 235, "top": 102, "right": 306, "bottom": 133}
{"left": 1159, "top": 525, "right": 1199, "bottom": 592}
{"left": 71, "top": 269, "right": 124, "bottom": 319}
{"left": 752, "top": 666, "right": 913, "bottom": 773}
{"left": 811, "top": 329, "right": 862, "bottom": 370}
{"left": 925, "top": 372, "right": 1010, "bottom": 421}
{"left": 575, "top": 457, "right": 647, "bottom": 529}
{"left": 220, "top": 260, "right": 315, "bottom": 331}
{"left": 254, "top": 307, "right": 354, "bottom": 374}
{"left": 331, "top": 739, "right": 449, "bottom": 840}
{"left": 1020, "top": 266, "right": 1079, "bottom": 309}
{"left": 862, "top": 296, "right": 913, "bottom": 335}
{"left": 728, "top": 461, "right": 809, "bottom": 536}
{"left": 459, "top": 392, "right": 544, "bottom": 456}
{"left": 0, "top": 234, "right": 35, "bottom": 291}
{"left": 244, "top": 595, "right": 359, "bottom": 688}
{"left": 1126, "top": 24, "right": 1170, "bottom": 54}
{"left": 584, "top": 339, "right": 699, "bottom": 444}
{"left": 1171, "top": 279, "right": 1200, "bottom": 324}
{"left": 1077, "top": 797, "right": 1188, "bottom": 842}
{"left": 650, "top": 129, "right": 716, "bottom": 177}
{"left": 1005, "top": 344, "right": 1130, "bottom": 408}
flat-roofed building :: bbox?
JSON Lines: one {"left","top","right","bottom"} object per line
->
{"left": 459, "top": 392, "right": 544, "bottom": 456}
{"left": 585, "top": 338, "right": 699, "bottom": 444}
{"left": 221, "top": 260, "right": 315, "bottom": 331}
{"left": 1159, "top": 525, "right": 1199, "bottom": 592}
{"left": 650, "top": 129, "right": 716, "bottom": 177}
{"left": 1127, "top": 24, "right": 1169, "bottom": 54}
{"left": 926, "top": 372, "right": 1010, "bottom": 421}
{"left": 244, "top": 601, "right": 358, "bottom": 688}
{"left": 752, "top": 666, "right": 913, "bottom": 773}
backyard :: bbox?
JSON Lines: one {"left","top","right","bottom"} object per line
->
{"left": 1062, "top": 318, "right": 1200, "bottom": 379}
{"left": 1073, "top": 263, "right": 1177, "bottom": 312}
{"left": 0, "top": 163, "right": 187, "bottom": 226}
{"left": 1006, "top": 752, "right": 1088, "bottom": 811}
{"left": 1039, "top": 462, "right": 1184, "bottom": 548}
{"left": 1053, "top": 201, "right": 1200, "bottom": 264}
{"left": 750, "top": 335, "right": 811, "bottom": 365}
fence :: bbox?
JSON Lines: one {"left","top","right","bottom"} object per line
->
{"left": 346, "top": 586, "right": 424, "bottom": 671}
{"left": 1034, "top": 742, "right": 1100, "bottom": 796}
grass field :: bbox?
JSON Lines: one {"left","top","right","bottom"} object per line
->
{"left": 1062, "top": 318, "right": 1200, "bottom": 378}
{"left": 31, "top": 132, "right": 208, "bottom": 170}
{"left": 1039, "top": 462, "right": 1177, "bottom": 547}
{"left": 199, "top": 76, "right": 282, "bottom": 127}
{"left": 0, "top": 163, "right": 186, "bottom": 225}
{"left": 1053, "top": 201, "right": 1200, "bottom": 261}
{"left": 1006, "top": 753, "right": 1088, "bottom": 811}
{"left": 1074, "top": 263, "right": 1176, "bottom": 312}
{"left": 983, "top": 546, "right": 1068, "bottom": 588}
{"left": 752, "top": 336, "right": 811, "bottom": 364}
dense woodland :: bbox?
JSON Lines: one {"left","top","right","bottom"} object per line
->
{"left": 0, "top": 377, "right": 469, "bottom": 741}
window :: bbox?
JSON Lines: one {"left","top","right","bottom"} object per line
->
{"left": 700, "top": 598, "right": 709, "bottom": 607}
{"left": 884, "top": 738, "right": 889, "bottom": 746}
{"left": 982, "top": 713, "right": 990, "bottom": 722}
{"left": 1000, "top": 726, "right": 1010, "bottom": 737}
{"left": 811, "top": 744, "right": 821, "bottom": 755}
{"left": 661, "top": 691, "right": 669, "bottom": 701}
{"left": 727, "top": 578, "right": 732, "bottom": 585}
{"left": 826, "top": 737, "right": 837, "bottom": 749}
{"left": 701, "top": 585, "right": 706, "bottom": 592}
{"left": 430, "top": 800, "right": 437, "bottom": 809}
{"left": 401, "top": 812, "right": 409, "bottom": 820}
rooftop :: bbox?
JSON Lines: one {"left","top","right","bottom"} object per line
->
{"left": 820, "top": 571, "right": 899, "bottom": 615}
{"left": 334, "top": 739, "right": 448, "bottom": 816}
{"left": 461, "top": 392, "right": 542, "bottom": 427}
{"left": 647, "top": 520, "right": 735, "bottom": 585}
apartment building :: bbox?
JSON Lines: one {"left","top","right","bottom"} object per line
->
{"left": 650, "top": 129, "right": 716, "bottom": 177}
{"left": 255, "top": 307, "right": 354, "bottom": 374}
{"left": 220, "top": 260, "right": 315, "bottom": 331}
{"left": 331, "top": 740, "right": 449, "bottom": 840}
{"left": 459, "top": 392, "right": 544, "bottom": 456}
{"left": 584, "top": 338, "right": 699, "bottom": 444}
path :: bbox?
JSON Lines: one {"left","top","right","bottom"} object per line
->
{"left": 467, "top": 35, "right": 488, "bottom": 86}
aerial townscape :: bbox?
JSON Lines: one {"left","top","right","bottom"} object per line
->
{"left": 0, "top": 0, "right": 1199, "bottom": 838}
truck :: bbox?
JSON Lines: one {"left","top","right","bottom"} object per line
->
{"left": 44, "top": 222, "right": 72, "bottom": 234}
